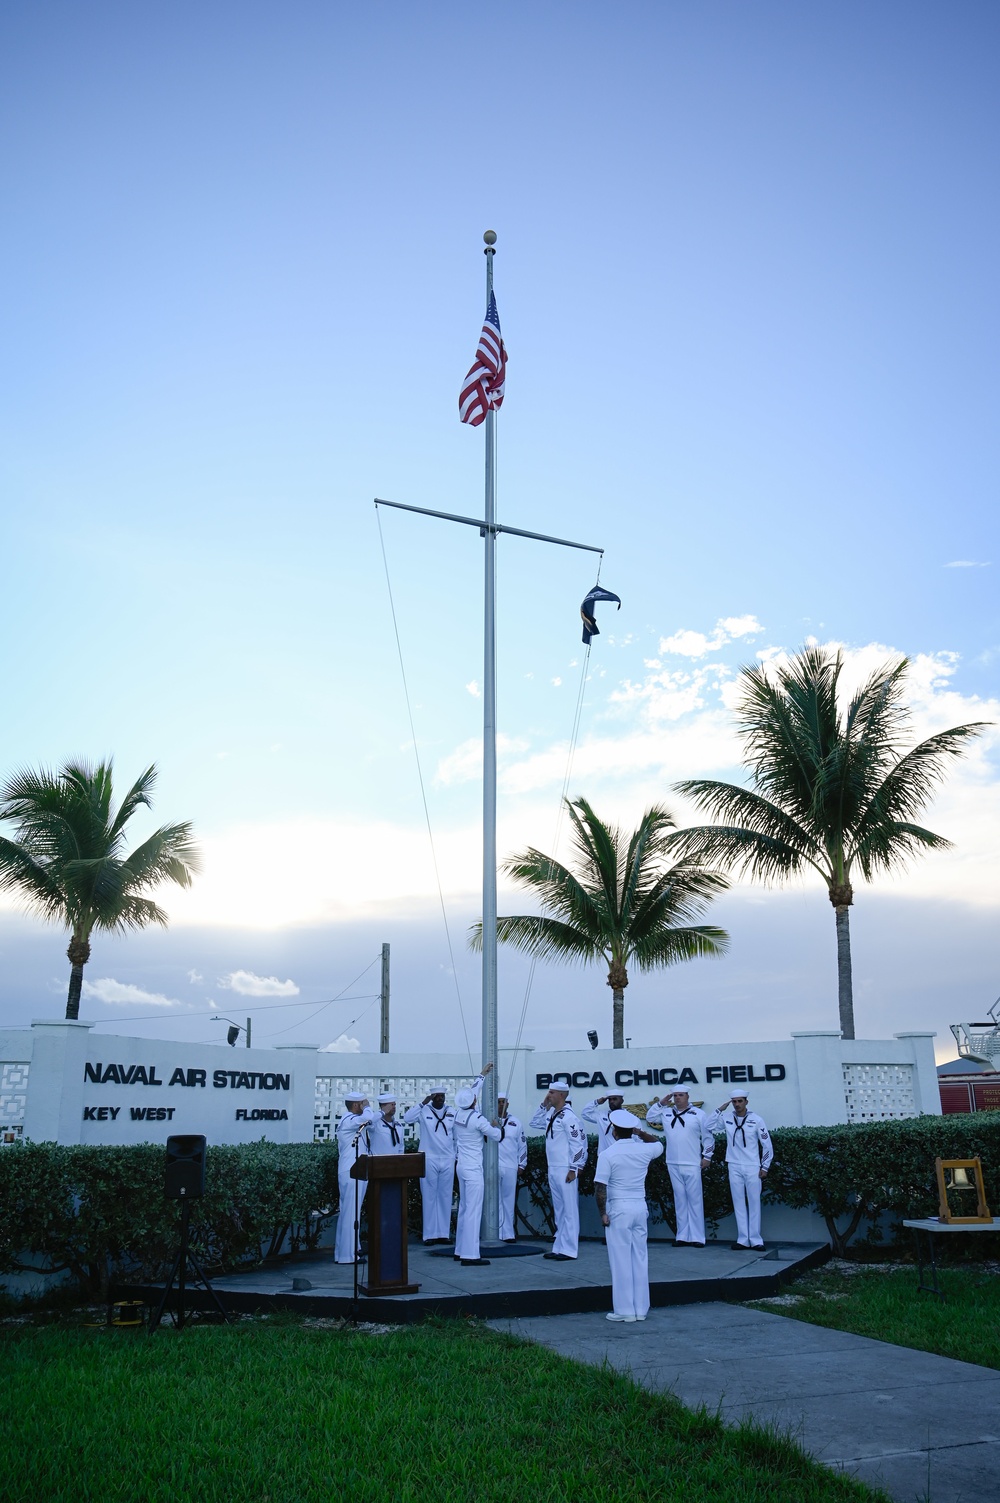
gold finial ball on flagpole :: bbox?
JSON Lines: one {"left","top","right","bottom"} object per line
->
{"left": 483, "top": 229, "right": 497, "bottom": 246}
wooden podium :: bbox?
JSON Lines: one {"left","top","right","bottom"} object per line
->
{"left": 350, "top": 1152, "right": 425, "bottom": 1295}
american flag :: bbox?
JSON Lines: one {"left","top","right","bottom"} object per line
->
{"left": 459, "top": 291, "right": 507, "bottom": 426}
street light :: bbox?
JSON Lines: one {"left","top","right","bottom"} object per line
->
{"left": 214, "top": 1015, "right": 252, "bottom": 1048}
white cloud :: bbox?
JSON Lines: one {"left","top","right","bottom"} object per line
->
{"left": 155, "top": 622, "right": 999, "bottom": 927}
{"left": 465, "top": 680, "right": 480, "bottom": 698}
{"left": 659, "top": 615, "right": 763, "bottom": 658}
{"left": 82, "top": 978, "right": 184, "bottom": 1009}
{"left": 944, "top": 560, "right": 990, "bottom": 568}
{"left": 551, "top": 677, "right": 562, "bottom": 687}
{"left": 320, "top": 1033, "right": 361, "bottom": 1053}
{"left": 187, "top": 969, "right": 203, "bottom": 984}
{"left": 220, "top": 969, "right": 300, "bottom": 997}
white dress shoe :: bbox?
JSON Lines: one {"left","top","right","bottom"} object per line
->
{"left": 606, "top": 1312, "right": 630, "bottom": 1321}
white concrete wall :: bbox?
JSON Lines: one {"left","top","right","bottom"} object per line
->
{"left": 3, "top": 1019, "right": 940, "bottom": 1147}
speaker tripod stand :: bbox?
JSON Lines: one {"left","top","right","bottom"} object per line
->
{"left": 149, "top": 1197, "right": 229, "bottom": 1332}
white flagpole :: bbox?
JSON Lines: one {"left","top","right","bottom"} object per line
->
{"left": 481, "top": 229, "right": 500, "bottom": 1241}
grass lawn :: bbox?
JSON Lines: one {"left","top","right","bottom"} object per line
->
{"left": 749, "top": 1261, "right": 1000, "bottom": 1370}
{"left": 0, "top": 1314, "right": 888, "bottom": 1503}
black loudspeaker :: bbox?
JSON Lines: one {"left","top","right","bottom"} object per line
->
{"left": 165, "top": 1134, "right": 207, "bottom": 1199}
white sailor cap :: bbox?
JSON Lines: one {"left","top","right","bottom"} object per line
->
{"left": 609, "top": 1109, "right": 640, "bottom": 1129}
{"left": 378, "top": 1092, "right": 396, "bottom": 1104}
{"left": 548, "top": 1080, "right": 571, "bottom": 1094}
{"left": 730, "top": 1090, "right": 749, "bottom": 1100}
{"left": 344, "top": 1091, "right": 368, "bottom": 1103}
{"left": 455, "top": 1087, "right": 476, "bottom": 1109}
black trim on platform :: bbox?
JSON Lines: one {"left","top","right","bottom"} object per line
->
{"left": 112, "top": 1244, "right": 829, "bottom": 1326}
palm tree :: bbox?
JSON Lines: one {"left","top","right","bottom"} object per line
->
{"left": 471, "top": 797, "right": 729, "bottom": 1049}
{"left": 0, "top": 761, "right": 199, "bottom": 1020}
{"left": 671, "top": 647, "right": 987, "bottom": 1040}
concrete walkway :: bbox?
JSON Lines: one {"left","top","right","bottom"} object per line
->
{"left": 491, "top": 1304, "right": 1000, "bottom": 1502}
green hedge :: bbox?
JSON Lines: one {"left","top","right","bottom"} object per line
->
{"left": 523, "top": 1113, "right": 1000, "bottom": 1256}
{"left": 0, "top": 1141, "right": 340, "bottom": 1298}
{"left": 4, "top": 1115, "right": 999, "bottom": 1299}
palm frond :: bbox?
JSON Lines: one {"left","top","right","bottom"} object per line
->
{"left": 501, "top": 845, "right": 607, "bottom": 936}
{"left": 850, "top": 820, "right": 952, "bottom": 882}
{"left": 631, "top": 924, "right": 730, "bottom": 969}
{"left": 0, "top": 836, "right": 66, "bottom": 919}
{"left": 469, "top": 915, "right": 605, "bottom": 964}
{"left": 618, "top": 804, "right": 678, "bottom": 926}
{"left": 109, "top": 765, "right": 158, "bottom": 840}
{"left": 122, "top": 823, "right": 201, "bottom": 888}
{"left": 674, "top": 781, "right": 821, "bottom": 858}
{"left": 565, "top": 798, "right": 623, "bottom": 924}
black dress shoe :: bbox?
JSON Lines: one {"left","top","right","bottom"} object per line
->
{"left": 543, "top": 1252, "right": 572, "bottom": 1260}
{"left": 673, "top": 1240, "right": 689, "bottom": 1247}
{"left": 731, "top": 1242, "right": 750, "bottom": 1250}
{"left": 461, "top": 1258, "right": 491, "bottom": 1266}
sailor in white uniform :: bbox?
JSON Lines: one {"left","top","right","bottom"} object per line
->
{"left": 580, "top": 1091, "right": 625, "bottom": 1149}
{"left": 529, "top": 1081, "right": 588, "bottom": 1259}
{"left": 402, "top": 1068, "right": 488, "bottom": 1244}
{"left": 496, "top": 1094, "right": 527, "bottom": 1242}
{"left": 705, "top": 1092, "right": 773, "bottom": 1249}
{"left": 452, "top": 1068, "right": 501, "bottom": 1266}
{"left": 335, "top": 1090, "right": 375, "bottom": 1263}
{"left": 646, "top": 1088, "right": 714, "bottom": 1246}
{"left": 368, "top": 1090, "right": 405, "bottom": 1156}
{"left": 594, "top": 1109, "right": 664, "bottom": 1322}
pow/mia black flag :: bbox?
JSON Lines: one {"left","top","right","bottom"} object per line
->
{"left": 580, "top": 584, "right": 621, "bottom": 645}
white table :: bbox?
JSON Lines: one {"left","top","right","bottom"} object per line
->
{"left": 902, "top": 1216, "right": 1000, "bottom": 1298}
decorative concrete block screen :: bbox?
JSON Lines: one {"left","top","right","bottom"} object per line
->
{"left": 0, "top": 1062, "right": 30, "bottom": 1142}
{"left": 843, "top": 1062, "right": 917, "bottom": 1121}
{"left": 314, "top": 1075, "right": 471, "bottom": 1141}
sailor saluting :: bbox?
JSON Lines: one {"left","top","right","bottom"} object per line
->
{"left": 368, "top": 1090, "right": 405, "bottom": 1155}
{"left": 496, "top": 1094, "right": 527, "bottom": 1243}
{"left": 645, "top": 1088, "right": 714, "bottom": 1247}
{"left": 580, "top": 1091, "right": 626, "bottom": 1149}
{"left": 402, "top": 1068, "right": 488, "bottom": 1245}
{"left": 530, "top": 1080, "right": 587, "bottom": 1260}
{"left": 452, "top": 1064, "right": 500, "bottom": 1266}
{"left": 705, "top": 1092, "right": 773, "bottom": 1251}
{"left": 334, "top": 1091, "right": 375, "bottom": 1264}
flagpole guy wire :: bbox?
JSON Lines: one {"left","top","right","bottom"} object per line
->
{"left": 373, "top": 230, "right": 605, "bottom": 1241}
{"left": 376, "top": 507, "right": 476, "bottom": 1074}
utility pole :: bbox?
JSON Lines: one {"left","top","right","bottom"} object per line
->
{"left": 380, "top": 943, "right": 390, "bottom": 1053}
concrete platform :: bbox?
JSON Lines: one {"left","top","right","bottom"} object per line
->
{"left": 490, "top": 1303, "right": 1000, "bottom": 1503}
{"left": 114, "top": 1237, "right": 828, "bottom": 1324}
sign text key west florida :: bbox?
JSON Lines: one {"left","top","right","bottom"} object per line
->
{"left": 11, "top": 1023, "right": 316, "bottom": 1146}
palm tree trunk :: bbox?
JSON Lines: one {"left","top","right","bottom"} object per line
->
{"left": 65, "top": 934, "right": 91, "bottom": 1021}
{"left": 66, "top": 965, "right": 84, "bottom": 1020}
{"left": 612, "top": 990, "right": 625, "bottom": 1049}
{"left": 835, "top": 906, "right": 855, "bottom": 1040}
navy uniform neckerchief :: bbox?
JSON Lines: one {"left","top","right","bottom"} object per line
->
{"left": 546, "top": 1108, "right": 563, "bottom": 1138}
{"left": 382, "top": 1114, "right": 400, "bottom": 1146}
{"left": 429, "top": 1105, "right": 450, "bottom": 1134}
{"left": 732, "top": 1113, "right": 748, "bottom": 1148}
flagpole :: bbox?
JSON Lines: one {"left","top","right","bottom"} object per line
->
{"left": 481, "top": 229, "right": 500, "bottom": 1242}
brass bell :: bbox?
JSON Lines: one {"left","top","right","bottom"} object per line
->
{"left": 947, "top": 1165, "right": 973, "bottom": 1189}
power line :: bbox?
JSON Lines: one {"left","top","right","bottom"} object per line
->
{"left": 262, "top": 957, "right": 381, "bottom": 1039}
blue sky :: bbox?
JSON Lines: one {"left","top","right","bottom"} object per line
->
{"left": 1, "top": 2, "right": 997, "bottom": 1060}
